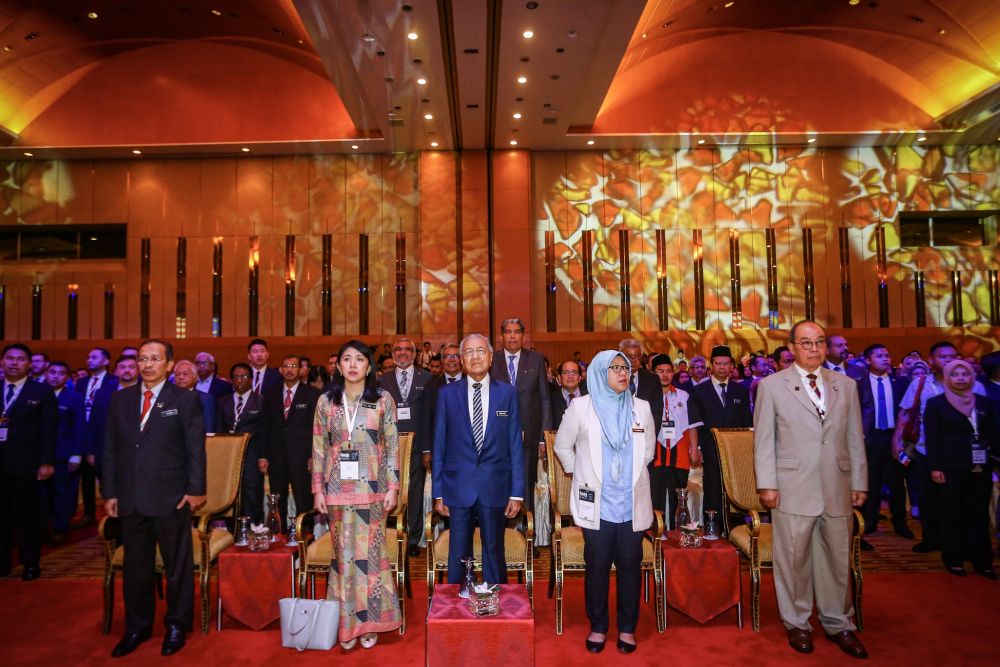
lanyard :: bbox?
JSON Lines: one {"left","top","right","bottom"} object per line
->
{"left": 341, "top": 394, "right": 363, "bottom": 447}
{"left": 968, "top": 409, "right": 979, "bottom": 440}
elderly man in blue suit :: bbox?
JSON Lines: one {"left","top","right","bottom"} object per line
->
{"left": 432, "top": 333, "right": 525, "bottom": 585}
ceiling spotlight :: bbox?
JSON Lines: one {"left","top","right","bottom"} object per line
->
{"left": 351, "top": 144, "right": 359, "bottom": 150}
{"left": 87, "top": 11, "right": 99, "bottom": 19}
{"left": 848, "top": 0, "right": 860, "bottom": 4}
{"left": 724, "top": 1, "right": 735, "bottom": 7}
{"left": 241, "top": 147, "right": 250, "bottom": 152}
{"left": 23, "top": 151, "right": 33, "bottom": 157}
{"left": 424, "top": 113, "right": 433, "bottom": 120}
{"left": 696, "top": 138, "right": 706, "bottom": 145}
{"left": 938, "top": 28, "right": 946, "bottom": 35}
{"left": 211, "top": 9, "right": 222, "bottom": 16}
{"left": 407, "top": 32, "right": 418, "bottom": 40}
{"left": 807, "top": 138, "right": 817, "bottom": 144}
{"left": 509, "top": 140, "right": 518, "bottom": 146}
{"left": 512, "top": 112, "right": 522, "bottom": 119}
{"left": 523, "top": 30, "right": 534, "bottom": 39}
{"left": 586, "top": 140, "right": 595, "bottom": 146}
{"left": 517, "top": 75, "right": 527, "bottom": 84}
{"left": 430, "top": 141, "right": 439, "bottom": 147}
{"left": 417, "top": 77, "right": 427, "bottom": 85}
{"left": 641, "top": 32, "right": 647, "bottom": 39}
{"left": 132, "top": 149, "right": 142, "bottom": 155}
{"left": 917, "top": 135, "right": 927, "bottom": 142}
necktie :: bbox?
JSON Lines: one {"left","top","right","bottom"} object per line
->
{"left": 719, "top": 382, "right": 728, "bottom": 405}
{"left": 472, "top": 383, "right": 484, "bottom": 454}
{"left": 400, "top": 369, "right": 409, "bottom": 402}
{"left": 85, "top": 377, "right": 99, "bottom": 421}
{"left": 283, "top": 388, "right": 292, "bottom": 419}
{"left": 3, "top": 383, "right": 14, "bottom": 412}
{"left": 253, "top": 370, "right": 262, "bottom": 394}
{"left": 630, "top": 374, "right": 638, "bottom": 395}
{"left": 806, "top": 374, "right": 822, "bottom": 400}
{"left": 140, "top": 390, "right": 154, "bottom": 426}
{"left": 876, "top": 376, "right": 888, "bottom": 430}
{"left": 448, "top": 377, "right": 456, "bottom": 384}
{"left": 507, "top": 355, "right": 516, "bottom": 383}
{"left": 834, "top": 366, "right": 843, "bottom": 374}
{"left": 568, "top": 392, "right": 575, "bottom": 403}
{"left": 235, "top": 394, "right": 245, "bottom": 424}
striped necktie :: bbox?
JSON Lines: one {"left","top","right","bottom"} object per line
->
{"left": 472, "top": 382, "right": 484, "bottom": 454}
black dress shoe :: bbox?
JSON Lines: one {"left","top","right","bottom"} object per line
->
{"left": 893, "top": 524, "right": 915, "bottom": 539}
{"left": 407, "top": 545, "right": 421, "bottom": 558}
{"left": 616, "top": 639, "right": 637, "bottom": 654}
{"left": 787, "top": 628, "right": 814, "bottom": 654}
{"left": 21, "top": 566, "right": 41, "bottom": 581}
{"left": 912, "top": 542, "right": 940, "bottom": 553}
{"left": 111, "top": 631, "right": 151, "bottom": 658}
{"left": 161, "top": 625, "right": 186, "bottom": 656}
{"left": 585, "top": 638, "right": 605, "bottom": 654}
{"left": 860, "top": 540, "right": 874, "bottom": 552}
{"left": 947, "top": 566, "right": 966, "bottom": 577}
{"left": 974, "top": 568, "right": 997, "bottom": 580}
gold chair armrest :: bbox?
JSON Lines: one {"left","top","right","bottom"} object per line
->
{"left": 852, "top": 509, "right": 865, "bottom": 537}
{"left": 296, "top": 509, "right": 319, "bottom": 544}
{"left": 425, "top": 509, "right": 436, "bottom": 547}
{"left": 524, "top": 509, "right": 534, "bottom": 541}
{"left": 552, "top": 509, "right": 562, "bottom": 541}
{"left": 651, "top": 509, "right": 664, "bottom": 540}
{"left": 748, "top": 509, "right": 762, "bottom": 537}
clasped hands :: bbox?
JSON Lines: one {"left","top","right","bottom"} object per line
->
{"left": 434, "top": 498, "right": 523, "bottom": 519}
{"left": 757, "top": 489, "right": 867, "bottom": 509}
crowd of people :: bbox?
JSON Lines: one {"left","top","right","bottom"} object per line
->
{"left": 1, "top": 320, "right": 997, "bottom": 658}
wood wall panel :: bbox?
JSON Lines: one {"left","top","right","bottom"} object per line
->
{"left": 417, "top": 151, "right": 458, "bottom": 337}
{"left": 459, "top": 151, "right": 490, "bottom": 338}
{"left": 491, "top": 151, "right": 532, "bottom": 337}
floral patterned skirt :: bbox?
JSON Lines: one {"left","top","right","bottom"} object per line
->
{"left": 326, "top": 503, "right": 402, "bottom": 641}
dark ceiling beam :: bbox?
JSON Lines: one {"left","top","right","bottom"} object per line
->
{"left": 437, "top": 0, "right": 463, "bottom": 150}
{"left": 485, "top": 0, "right": 502, "bottom": 149}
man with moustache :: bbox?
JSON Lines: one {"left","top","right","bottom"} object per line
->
{"left": 115, "top": 356, "right": 139, "bottom": 390}
{"left": 431, "top": 344, "right": 464, "bottom": 388}
{"left": 754, "top": 321, "right": 868, "bottom": 659}
{"left": 44, "top": 361, "right": 85, "bottom": 546}
{"left": 29, "top": 352, "right": 49, "bottom": 383}
{"left": 171, "top": 360, "right": 216, "bottom": 435}
{"left": 434, "top": 334, "right": 524, "bottom": 585}
{"left": 194, "top": 352, "right": 233, "bottom": 400}
{"left": 217, "top": 362, "right": 268, "bottom": 523}
{"left": 103, "top": 339, "right": 205, "bottom": 657}
{"left": 551, "top": 360, "right": 588, "bottom": 431}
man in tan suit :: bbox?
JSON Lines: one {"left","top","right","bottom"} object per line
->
{"left": 754, "top": 321, "right": 869, "bottom": 659}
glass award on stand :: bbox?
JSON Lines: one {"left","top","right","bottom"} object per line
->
{"left": 459, "top": 556, "right": 476, "bottom": 599}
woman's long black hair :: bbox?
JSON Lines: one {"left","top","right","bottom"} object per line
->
{"left": 327, "top": 339, "right": 381, "bottom": 404}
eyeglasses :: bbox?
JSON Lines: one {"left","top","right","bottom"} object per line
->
{"left": 137, "top": 356, "right": 165, "bottom": 364}
{"left": 462, "top": 348, "right": 489, "bottom": 358}
{"left": 608, "top": 364, "right": 630, "bottom": 374}
{"left": 393, "top": 347, "right": 414, "bottom": 353}
{"left": 231, "top": 374, "right": 250, "bottom": 380}
{"left": 794, "top": 338, "right": 827, "bottom": 350}
{"left": 560, "top": 370, "right": 580, "bottom": 376}
{"left": 281, "top": 364, "right": 299, "bottom": 369}
{"left": 443, "top": 353, "right": 461, "bottom": 360}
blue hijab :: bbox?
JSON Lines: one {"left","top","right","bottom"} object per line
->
{"left": 586, "top": 350, "right": 633, "bottom": 459}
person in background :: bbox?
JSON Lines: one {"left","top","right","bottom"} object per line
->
{"left": 115, "top": 356, "right": 139, "bottom": 390}
{"left": 44, "top": 361, "right": 85, "bottom": 546}
{"left": 247, "top": 338, "right": 281, "bottom": 395}
{"left": 773, "top": 345, "right": 795, "bottom": 371}
{"left": 418, "top": 341, "right": 435, "bottom": 369}
{"left": 307, "top": 365, "right": 330, "bottom": 391}
{"left": 312, "top": 340, "right": 401, "bottom": 649}
{"left": 924, "top": 358, "right": 998, "bottom": 579}
{"left": 193, "top": 352, "right": 233, "bottom": 400}
{"left": 980, "top": 351, "right": 1000, "bottom": 413}
{"left": 326, "top": 353, "right": 339, "bottom": 378}
{"left": 431, "top": 344, "right": 464, "bottom": 388}
{"left": 29, "top": 352, "right": 49, "bottom": 383}
{"left": 298, "top": 356, "right": 311, "bottom": 383}
{"left": 217, "top": 362, "right": 267, "bottom": 523}
{"left": 428, "top": 355, "right": 443, "bottom": 377}
{"left": 908, "top": 360, "right": 929, "bottom": 381}
{"left": 554, "top": 350, "right": 655, "bottom": 655}
{"left": 75, "top": 347, "right": 118, "bottom": 528}
{"left": 551, "top": 360, "right": 587, "bottom": 431}
{"left": 171, "top": 360, "right": 215, "bottom": 435}
{"left": 648, "top": 354, "right": 697, "bottom": 527}
{"left": 618, "top": 339, "right": 664, "bottom": 435}
{"left": 379, "top": 357, "right": 396, "bottom": 375}
{"left": 674, "top": 370, "right": 691, "bottom": 388}
{"left": 823, "top": 335, "right": 851, "bottom": 375}
{"left": 687, "top": 356, "right": 709, "bottom": 387}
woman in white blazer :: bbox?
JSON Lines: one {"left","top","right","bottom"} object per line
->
{"left": 554, "top": 350, "right": 656, "bottom": 655}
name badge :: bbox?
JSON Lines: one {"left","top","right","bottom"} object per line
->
{"left": 972, "top": 449, "right": 987, "bottom": 465}
{"left": 578, "top": 488, "right": 596, "bottom": 521}
{"left": 496, "top": 410, "right": 509, "bottom": 417}
{"left": 0, "top": 426, "right": 7, "bottom": 442}
{"left": 397, "top": 406, "right": 411, "bottom": 420}
{"left": 660, "top": 419, "right": 676, "bottom": 443}
{"left": 295, "top": 403, "right": 307, "bottom": 409}
{"left": 162, "top": 408, "right": 178, "bottom": 417}
{"left": 361, "top": 401, "right": 378, "bottom": 410}
{"left": 339, "top": 450, "right": 360, "bottom": 480}
{"left": 632, "top": 427, "right": 644, "bottom": 433}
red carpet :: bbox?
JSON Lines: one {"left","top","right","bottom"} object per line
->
{"left": 3, "top": 571, "right": 996, "bottom": 666}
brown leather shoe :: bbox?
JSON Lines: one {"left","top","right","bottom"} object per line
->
{"left": 826, "top": 630, "right": 868, "bottom": 659}
{"left": 787, "top": 628, "right": 814, "bottom": 654}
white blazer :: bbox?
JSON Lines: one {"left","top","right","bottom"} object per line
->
{"left": 553, "top": 394, "right": 656, "bottom": 531}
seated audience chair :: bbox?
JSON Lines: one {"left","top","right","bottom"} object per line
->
{"left": 296, "top": 433, "right": 412, "bottom": 634}
{"left": 100, "top": 433, "right": 249, "bottom": 635}
{"left": 544, "top": 431, "right": 665, "bottom": 634}
{"left": 712, "top": 427, "right": 864, "bottom": 632}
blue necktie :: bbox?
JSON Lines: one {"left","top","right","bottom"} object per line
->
{"left": 4, "top": 383, "right": 13, "bottom": 411}
{"left": 876, "top": 377, "right": 888, "bottom": 430}
{"left": 472, "top": 383, "right": 484, "bottom": 454}
{"left": 507, "top": 355, "right": 516, "bottom": 383}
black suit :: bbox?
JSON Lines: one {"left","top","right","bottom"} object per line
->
{"left": 630, "top": 369, "right": 664, "bottom": 433}
{"left": 250, "top": 367, "right": 282, "bottom": 395}
{"left": 76, "top": 372, "right": 119, "bottom": 518}
{"left": 200, "top": 376, "right": 234, "bottom": 401}
{"left": 856, "top": 372, "right": 910, "bottom": 532}
{"left": 986, "top": 380, "right": 1000, "bottom": 414}
{"left": 217, "top": 391, "right": 268, "bottom": 522}
{"left": 103, "top": 382, "right": 205, "bottom": 634}
{"left": 262, "top": 382, "right": 321, "bottom": 531}
{"left": 550, "top": 383, "right": 587, "bottom": 431}
{"left": 491, "top": 348, "right": 552, "bottom": 513}
{"left": 687, "top": 379, "right": 753, "bottom": 518}
{"left": 379, "top": 366, "right": 436, "bottom": 546}
{"left": 0, "top": 379, "right": 58, "bottom": 574}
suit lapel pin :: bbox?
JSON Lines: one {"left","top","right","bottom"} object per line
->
{"left": 156, "top": 402, "right": 164, "bottom": 408}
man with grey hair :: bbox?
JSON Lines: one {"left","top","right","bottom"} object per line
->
{"left": 171, "top": 360, "right": 215, "bottom": 435}
{"left": 618, "top": 338, "right": 664, "bottom": 434}
{"left": 490, "top": 318, "right": 551, "bottom": 525}
{"left": 194, "top": 351, "right": 233, "bottom": 400}
{"left": 434, "top": 333, "right": 524, "bottom": 584}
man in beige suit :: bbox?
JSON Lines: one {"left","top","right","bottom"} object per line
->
{"left": 754, "top": 321, "right": 869, "bottom": 659}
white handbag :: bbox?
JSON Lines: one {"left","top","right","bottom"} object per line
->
{"left": 279, "top": 597, "right": 340, "bottom": 651}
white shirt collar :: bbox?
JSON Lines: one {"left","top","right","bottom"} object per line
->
{"left": 140, "top": 379, "right": 167, "bottom": 399}
{"left": 4, "top": 375, "right": 28, "bottom": 391}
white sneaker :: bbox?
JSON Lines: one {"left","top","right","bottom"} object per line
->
{"left": 340, "top": 639, "right": 357, "bottom": 650}
{"left": 360, "top": 633, "right": 378, "bottom": 649}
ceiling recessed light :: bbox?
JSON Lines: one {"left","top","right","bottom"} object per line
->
{"left": 430, "top": 141, "right": 439, "bottom": 147}
{"left": 849, "top": 0, "right": 860, "bottom": 4}
{"left": 407, "top": 32, "right": 418, "bottom": 40}
{"left": 938, "top": 28, "right": 946, "bottom": 35}
{"left": 22, "top": 151, "right": 32, "bottom": 157}
{"left": 641, "top": 32, "right": 647, "bottom": 39}
{"left": 523, "top": 30, "right": 534, "bottom": 39}
{"left": 351, "top": 144, "right": 359, "bottom": 150}
{"left": 807, "top": 138, "right": 817, "bottom": 144}
{"left": 87, "top": 11, "right": 99, "bottom": 19}
{"left": 417, "top": 77, "right": 427, "bottom": 85}
{"left": 724, "top": 1, "right": 735, "bottom": 7}
{"left": 516, "top": 75, "right": 527, "bottom": 84}
{"left": 512, "top": 112, "right": 522, "bottom": 119}
{"left": 917, "top": 136, "right": 927, "bottom": 142}
{"left": 586, "top": 140, "right": 595, "bottom": 146}
{"left": 424, "top": 113, "right": 433, "bottom": 120}
{"left": 211, "top": 9, "right": 222, "bottom": 16}
{"left": 131, "top": 149, "right": 142, "bottom": 155}
{"left": 509, "top": 140, "right": 518, "bottom": 146}
{"left": 697, "top": 139, "right": 706, "bottom": 145}
{"left": 241, "top": 147, "right": 250, "bottom": 152}
{"left": 3, "top": 46, "right": 11, "bottom": 52}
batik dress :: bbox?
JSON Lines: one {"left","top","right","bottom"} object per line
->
{"left": 311, "top": 388, "right": 401, "bottom": 641}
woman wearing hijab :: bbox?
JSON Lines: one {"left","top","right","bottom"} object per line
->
{"left": 312, "top": 340, "right": 402, "bottom": 648}
{"left": 554, "top": 350, "right": 656, "bottom": 654}
{"left": 924, "top": 358, "right": 998, "bottom": 579}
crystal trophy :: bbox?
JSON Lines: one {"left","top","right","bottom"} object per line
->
{"left": 235, "top": 516, "right": 251, "bottom": 547}
{"left": 459, "top": 556, "right": 476, "bottom": 599}
{"left": 703, "top": 510, "right": 721, "bottom": 540}
{"left": 675, "top": 488, "right": 692, "bottom": 531}
{"left": 266, "top": 493, "right": 282, "bottom": 542}
{"left": 286, "top": 517, "right": 298, "bottom": 547}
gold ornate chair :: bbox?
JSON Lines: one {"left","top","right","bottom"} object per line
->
{"left": 296, "top": 432, "right": 412, "bottom": 634}
{"left": 712, "top": 427, "right": 864, "bottom": 632}
{"left": 100, "top": 433, "right": 249, "bottom": 635}
{"left": 544, "top": 430, "right": 665, "bottom": 634}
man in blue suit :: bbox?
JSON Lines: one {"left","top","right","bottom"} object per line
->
{"left": 74, "top": 346, "right": 118, "bottom": 526}
{"left": 433, "top": 333, "right": 525, "bottom": 585}
{"left": 43, "top": 361, "right": 85, "bottom": 545}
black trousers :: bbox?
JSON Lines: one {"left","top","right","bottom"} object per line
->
{"left": 649, "top": 464, "right": 689, "bottom": 530}
{"left": 79, "top": 458, "right": 98, "bottom": 518}
{"left": 913, "top": 451, "right": 941, "bottom": 546}
{"left": 0, "top": 471, "right": 43, "bottom": 572}
{"left": 121, "top": 507, "right": 194, "bottom": 634}
{"left": 240, "top": 457, "right": 264, "bottom": 524}
{"left": 861, "top": 429, "right": 908, "bottom": 532}
{"left": 268, "top": 459, "right": 312, "bottom": 533}
{"left": 521, "top": 446, "right": 539, "bottom": 515}
{"left": 937, "top": 469, "right": 993, "bottom": 570}
{"left": 700, "top": 435, "right": 723, "bottom": 518}
{"left": 406, "top": 446, "right": 427, "bottom": 546}
{"left": 582, "top": 520, "right": 644, "bottom": 634}
{"left": 50, "top": 462, "right": 81, "bottom": 533}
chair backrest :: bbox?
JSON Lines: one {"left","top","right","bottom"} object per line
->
{"left": 712, "top": 428, "right": 765, "bottom": 513}
{"left": 396, "top": 432, "right": 413, "bottom": 516}
{"left": 544, "top": 430, "right": 573, "bottom": 517}
{"left": 198, "top": 433, "right": 250, "bottom": 518}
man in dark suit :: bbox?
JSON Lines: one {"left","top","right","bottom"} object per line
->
{"left": 981, "top": 351, "right": 1000, "bottom": 413}
{"left": 687, "top": 345, "right": 753, "bottom": 519}
{"left": 217, "top": 362, "right": 268, "bottom": 523}
{"left": 1, "top": 343, "right": 57, "bottom": 580}
{"left": 856, "top": 343, "right": 912, "bottom": 544}
{"left": 430, "top": 344, "right": 464, "bottom": 389}
{"left": 618, "top": 339, "right": 664, "bottom": 433}
{"left": 172, "top": 360, "right": 216, "bottom": 435}
{"left": 75, "top": 346, "right": 119, "bottom": 527}
{"left": 103, "top": 339, "right": 206, "bottom": 657}
{"left": 194, "top": 352, "right": 233, "bottom": 400}
{"left": 262, "top": 354, "right": 321, "bottom": 531}
{"left": 378, "top": 337, "right": 436, "bottom": 557}
{"left": 434, "top": 333, "right": 525, "bottom": 585}
{"left": 490, "top": 318, "right": 551, "bottom": 517}
{"left": 247, "top": 338, "right": 282, "bottom": 396}
{"left": 43, "top": 361, "right": 85, "bottom": 545}
{"left": 551, "top": 359, "right": 588, "bottom": 431}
